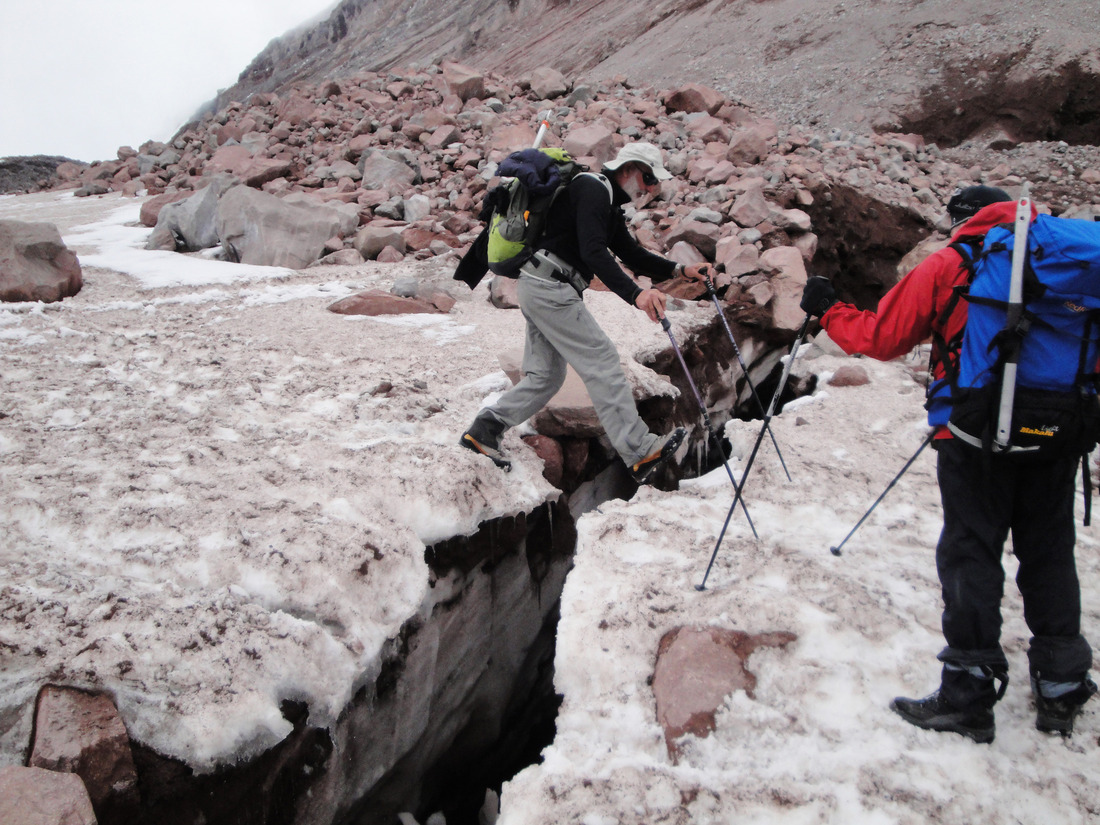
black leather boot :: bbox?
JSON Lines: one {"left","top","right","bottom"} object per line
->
{"left": 890, "top": 691, "right": 996, "bottom": 744}
{"left": 1033, "top": 677, "right": 1098, "bottom": 736}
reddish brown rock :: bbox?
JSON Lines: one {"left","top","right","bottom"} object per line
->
{"left": 0, "top": 765, "right": 96, "bottom": 825}
{"left": 828, "top": 364, "right": 872, "bottom": 387}
{"left": 726, "top": 128, "right": 769, "bottom": 165}
{"left": 653, "top": 626, "right": 797, "bottom": 761}
{"left": 665, "top": 83, "right": 726, "bottom": 115}
{"left": 441, "top": 61, "right": 486, "bottom": 102}
{"left": 522, "top": 435, "right": 565, "bottom": 487}
{"left": 562, "top": 124, "right": 616, "bottom": 167}
{"left": 29, "top": 686, "right": 140, "bottom": 823}
{"left": 664, "top": 220, "right": 720, "bottom": 259}
{"left": 327, "top": 290, "right": 447, "bottom": 316}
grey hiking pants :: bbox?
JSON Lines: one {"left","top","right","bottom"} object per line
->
{"left": 483, "top": 273, "right": 661, "bottom": 466}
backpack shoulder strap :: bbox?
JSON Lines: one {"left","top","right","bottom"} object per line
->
{"left": 572, "top": 171, "right": 613, "bottom": 203}
{"left": 929, "top": 240, "right": 982, "bottom": 393}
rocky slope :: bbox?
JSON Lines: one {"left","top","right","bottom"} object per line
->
{"left": 214, "top": 0, "right": 1100, "bottom": 148}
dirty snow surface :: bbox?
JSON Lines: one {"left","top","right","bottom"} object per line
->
{"left": 497, "top": 365, "right": 1100, "bottom": 813}
{"left": 0, "top": 190, "right": 606, "bottom": 769}
{"left": 4, "top": 192, "right": 1100, "bottom": 822}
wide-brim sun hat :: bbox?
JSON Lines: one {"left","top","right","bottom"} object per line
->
{"left": 603, "top": 142, "right": 673, "bottom": 180}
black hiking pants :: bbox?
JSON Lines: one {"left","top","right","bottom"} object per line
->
{"left": 934, "top": 438, "right": 1092, "bottom": 709}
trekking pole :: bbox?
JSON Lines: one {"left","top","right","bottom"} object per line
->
{"left": 696, "top": 314, "right": 814, "bottom": 591}
{"left": 660, "top": 315, "right": 758, "bottom": 539}
{"left": 702, "top": 268, "right": 792, "bottom": 482}
{"left": 828, "top": 428, "right": 936, "bottom": 556}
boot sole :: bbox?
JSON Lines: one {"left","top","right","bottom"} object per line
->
{"left": 460, "top": 434, "right": 511, "bottom": 471}
{"left": 631, "top": 427, "right": 686, "bottom": 483}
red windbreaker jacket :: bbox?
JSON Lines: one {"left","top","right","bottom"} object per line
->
{"left": 820, "top": 199, "right": 1036, "bottom": 431}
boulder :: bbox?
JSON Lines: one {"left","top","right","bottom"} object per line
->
{"left": 327, "top": 290, "right": 447, "bottom": 316}
{"left": 204, "top": 145, "right": 291, "bottom": 188}
{"left": 216, "top": 186, "right": 344, "bottom": 269}
{"left": 0, "top": 765, "right": 96, "bottom": 825}
{"left": 726, "top": 128, "right": 769, "bottom": 165}
{"left": 664, "top": 83, "right": 726, "bottom": 115}
{"left": 147, "top": 175, "right": 237, "bottom": 251}
{"left": 664, "top": 220, "right": 720, "bottom": 259}
{"left": 28, "top": 686, "right": 139, "bottom": 823}
{"left": 729, "top": 186, "right": 774, "bottom": 228}
{"left": 683, "top": 113, "right": 730, "bottom": 144}
{"left": 527, "top": 67, "right": 570, "bottom": 100}
{"left": 0, "top": 220, "right": 82, "bottom": 303}
{"left": 771, "top": 208, "right": 813, "bottom": 234}
{"left": 358, "top": 152, "right": 419, "bottom": 195}
{"left": 759, "top": 245, "right": 809, "bottom": 331}
{"left": 311, "top": 249, "right": 365, "bottom": 267}
{"left": 715, "top": 237, "right": 760, "bottom": 278}
{"left": 521, "top": 435, "right": 564, "bottom": 487}
{"left": 562, "top": 124, "right": 616, "bottom": 166}
{"left": 828, "top": 364, "right": 872, "bottom": 387}
{"left": 441, "top": 61, "right": 486, "bottom": 102}
{"left": 282, "top": 193, "right": 361, "bottom": 236}
{"left": 138, "top": 191, "right": 191, "bottom": 227}
{"left": 276, "top": 94, "right": 316, "bottom": 126}
{"left": 354, "top": 224, "right": 407, "bottom": 260}
{"left": 489, "top": 276, "right": 520, "bottom": 309}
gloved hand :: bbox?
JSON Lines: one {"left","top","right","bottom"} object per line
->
{"left": 800, "top": 276, "right": 837, "bottom": 317}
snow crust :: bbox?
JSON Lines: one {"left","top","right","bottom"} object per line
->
{"left": 2, "top": 191, "right": 657, "bottom": 770}
{"left": 499, "top": 347, "right": 1100, "bottom": 823}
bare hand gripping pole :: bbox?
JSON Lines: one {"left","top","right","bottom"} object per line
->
{"left": 696, "top": 314, "right": 813, "bottom": 591}
{"left": 702, "top": 270, "right": 792, "bottom": 482}
{"left": 661, "top": 316, "right": 758, "bottom": 539}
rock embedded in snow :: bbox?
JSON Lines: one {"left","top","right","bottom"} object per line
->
{"left": 28, "top": 686, "right": 140, "bottom": 823}
{"left": 653, "top": 627, "right": 797, "bottom": 761}
{"left": 327, "top": 290, "right": 449, "bottom": 316}
{"left": 0, "top": 219, "right": 82, "bottom": 303}
{"left": 827, "top": 364, "right": 872, "bottom": 387}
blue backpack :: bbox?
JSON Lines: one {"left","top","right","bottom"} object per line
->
{"left": 945, "top": 209, "right": 1100, "bottom": 477}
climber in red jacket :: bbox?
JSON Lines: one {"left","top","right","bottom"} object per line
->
{"left": 799, "top": 186, "right": 1096, "bottom": 744}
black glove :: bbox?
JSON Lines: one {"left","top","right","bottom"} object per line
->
{"left": 800, "top": 276, "right": 837, "bottom": 317}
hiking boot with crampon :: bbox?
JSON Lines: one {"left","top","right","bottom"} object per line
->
{"left": 890, "top": 690, "right": 995, "bottom": 744}
{"left": 1034, "top": 677, "right": 1098, "bottom": 736}
{"left": 630, "top": 427, "right": 686, "bottom": 483}
{"left": 460, "top": 414, "right": 511, "bottom": 471}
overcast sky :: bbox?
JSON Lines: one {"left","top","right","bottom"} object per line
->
{"left": 0, "top": 0, "right": 339, "bottom": 163}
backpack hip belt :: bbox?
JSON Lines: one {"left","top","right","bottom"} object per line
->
{"left": 521, "top": 249, "right": 587, "bottom": 296}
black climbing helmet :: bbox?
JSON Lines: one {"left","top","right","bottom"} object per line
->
{"left": 946, "top": 185, "right": 1012, "bottom": 227}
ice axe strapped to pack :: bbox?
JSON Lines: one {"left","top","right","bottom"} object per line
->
{"left": 931, "top": 194, "right": 1100, "bottom": 523}
{"left": 940, "top": 198, "right": 1100, "bottom": 457}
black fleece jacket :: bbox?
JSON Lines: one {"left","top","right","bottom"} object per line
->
{"left": 537, "top": 172, "right": 677, "bottom": 305}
